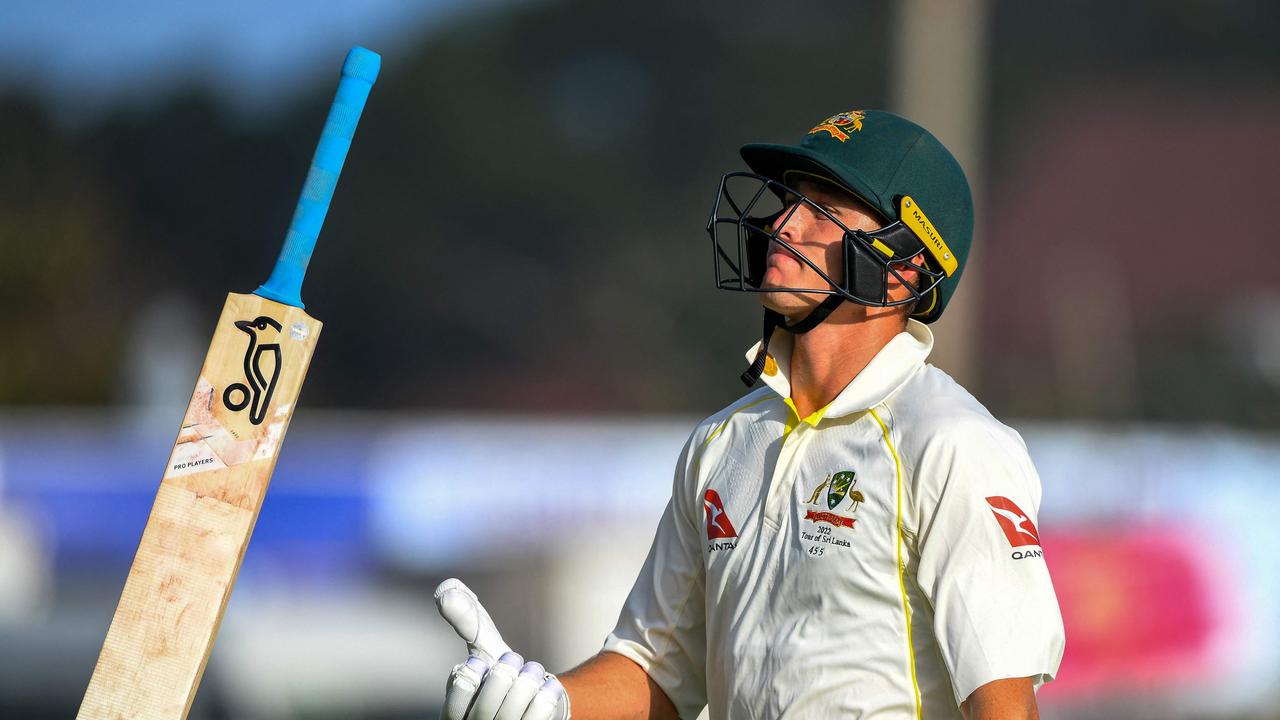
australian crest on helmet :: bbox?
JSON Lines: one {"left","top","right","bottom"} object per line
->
{"left": 808, "top": 110, "right": 866, "bottom": 142}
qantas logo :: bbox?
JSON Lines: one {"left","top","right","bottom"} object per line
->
{"left": 703, "top": 489, "right": 738, "bottom": 540}
{"left": 986, "top": 496, "right": 1040, "bottom": 548}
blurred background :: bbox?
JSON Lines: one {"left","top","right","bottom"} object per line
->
{"left": 2, "top": 0, "right": 1279, "bottom": 717}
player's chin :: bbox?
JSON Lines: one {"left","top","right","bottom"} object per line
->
{"left": 760, "top": 288, "right": 823, "bottom": 317}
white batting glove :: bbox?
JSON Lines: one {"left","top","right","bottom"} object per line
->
{"left": 435, "top": 578, "right": 571, "bottom": 720}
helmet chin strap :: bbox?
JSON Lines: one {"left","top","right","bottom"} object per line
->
{"left": 740, "top": 294, "right": 845, "bottom": 387}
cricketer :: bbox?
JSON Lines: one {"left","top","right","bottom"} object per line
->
{"left": 434, "top": 109, "right": 1065, "bottom": 720}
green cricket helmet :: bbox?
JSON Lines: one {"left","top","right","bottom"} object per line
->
{"left": 706, "top": 109, "right": 975, "bottom": 385}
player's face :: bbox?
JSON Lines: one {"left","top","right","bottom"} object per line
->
{"left": 759, "top": 180, "right": 883, "bottom": 316}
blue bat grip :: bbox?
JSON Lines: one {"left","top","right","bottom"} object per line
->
{"left": 255, "top": 46, "right": 381, "bottom": 308}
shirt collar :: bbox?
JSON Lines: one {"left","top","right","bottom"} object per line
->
{"left": 743, "top": 319, "right": 934, "bottom": 420}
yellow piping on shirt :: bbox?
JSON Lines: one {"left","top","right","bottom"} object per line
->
{"left": 871, "top": 408, "right": 922, "bottom": 720}
{"left": 692, "top": 395, "right": 780, "bottom": 483}
{"left": 702, "top": 396, "right": 777, "bottom": 449}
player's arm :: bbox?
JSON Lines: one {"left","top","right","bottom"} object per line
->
{"left": 560, "top": 651, "right": 678, "bottom": 720}
{"left": 960, "top": 677, "right": 1039, "bottom": 720}
{"left": 910, "top": 420, "right": 1065, "bottom": 708}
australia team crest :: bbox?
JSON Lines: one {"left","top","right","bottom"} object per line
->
{"left": 808, "top": 110, "right": 866, "bottom": 142}
{"left": 804, "top": 471, "right": 865, "bottom": 529}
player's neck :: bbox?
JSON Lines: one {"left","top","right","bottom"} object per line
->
{"left": 786, "top": 305, "right": 906, "bottom": 419}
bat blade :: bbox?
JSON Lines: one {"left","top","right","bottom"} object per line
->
{"left": 77, "top": 293, "right": 321, "bottom": 719}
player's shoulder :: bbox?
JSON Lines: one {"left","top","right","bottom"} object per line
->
{"left": 884, "top": 362, "right": 1029, "bottom": 457}
{"left": 688, "top": 386, "right": 779, "bottom": 444}
{"left": 886, "top": 364, "right": 1044, "bottom": 517}
{"left": 669, "top": 387, "right": 779, "bottom": 502}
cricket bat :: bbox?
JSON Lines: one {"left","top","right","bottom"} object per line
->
{"left": 77, "top": 46, "right": 380, "bottom": 720}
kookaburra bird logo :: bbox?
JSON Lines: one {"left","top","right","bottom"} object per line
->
{"left": 222, "top": 316, "right": 283, "bottom": 425}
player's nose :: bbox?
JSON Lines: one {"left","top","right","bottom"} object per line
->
{"left": 768, "top": 212, "right": 811, "bottom": 260}
{"left": 772, "top": 200, "right": 815, "bottom": 244}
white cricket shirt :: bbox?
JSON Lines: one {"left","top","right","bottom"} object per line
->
{"left": 604, "top": 320, "right": 1065, "bottom": 719}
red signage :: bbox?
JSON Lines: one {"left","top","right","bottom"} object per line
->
{"left": 804, "top": 510, "right": 856, "bottom": 529}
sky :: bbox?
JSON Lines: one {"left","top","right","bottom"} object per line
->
{"left": 0, "top": 0, "right": 510, "bottom": 118}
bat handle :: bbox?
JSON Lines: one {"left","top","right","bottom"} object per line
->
{"left": 255, "top": 46, "right": 381, "bottom": 309}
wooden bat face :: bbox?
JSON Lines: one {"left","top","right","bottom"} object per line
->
{"left": 165, "top": 295, "right": 319, "bottom": 488}
{"left": 78, "top": 292, "right": 321, "bottom": 720}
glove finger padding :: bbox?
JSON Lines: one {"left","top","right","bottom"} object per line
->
{"left": 493, "top": 661, "right": 547, "bottom": 720}
{"left": 435, "top": 578, "right": 513, "bottom": 665}
{"left": 443, "top": 655, "right": 489, "bottom": 720}
{"left": 466, "top": 652, "right": 523, "bottom": 720}
{"left": 521, "top": 676, "right": 569, "bottom": 720}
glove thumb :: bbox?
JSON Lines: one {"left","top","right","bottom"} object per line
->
{"left": 434, "top": 578, "right": 513, "bottom": 665}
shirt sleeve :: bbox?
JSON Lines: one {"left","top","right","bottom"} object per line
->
{"left": 602, "top": 431, "right": 708, "bottom": 719}
{"left": 912, "top": 419, "right": 1066, "bottom": 706}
